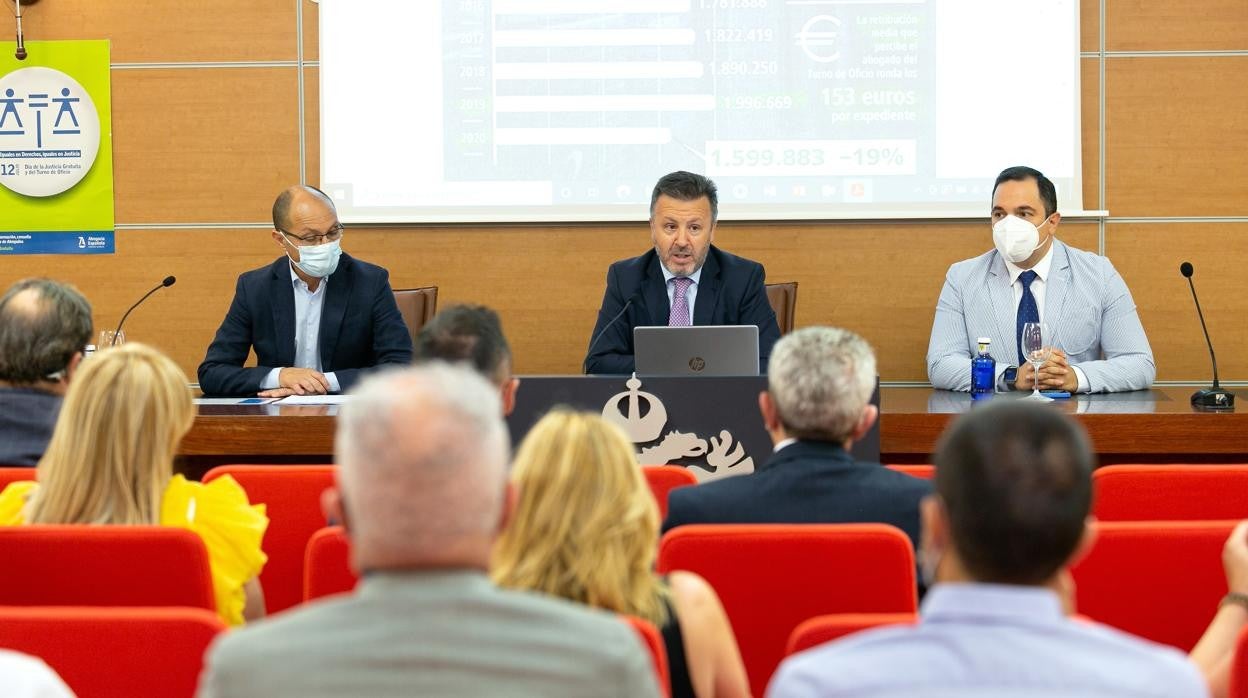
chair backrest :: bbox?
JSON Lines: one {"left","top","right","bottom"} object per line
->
{"left": 642, "top": 465, "right": 698, "bottom": 521}
{"left": 884, "top": 464, "right": 934, "bottom": 480}
{"left": 0, "top": 605, "right": 226, "bottom": 698}
{"left": 786, "top": 612, "right": 917, "bottom": 656}
{"left": 0, "top": 525, "right": 215, "bottom": 610}
{"left": 1093, "top": 464, "right": 1248, "bottom": 521}
{"left": 0, "top": 466, "right": 35, "bottom": 491}
{"left": 1071, "top": 519, "right": 1235, "bottom": 650}
{"left": 657, "top": 523, "right": 918, "bottom": 697}
{"left": 1230, "top": 625, "right": 1248, "bottom": 698}
{"left": 393, "top": 286, "right": 439, "bottom": 347}
{"left": 202, "top": 464, "right": 336, "bottom": 613}
{"left": 304, "top": 525, "right": 358, "bottom": 601}
{"left": 624, "top": 615, "right": 670, "bottom": 698}
{"left": 765, "top": 282, "right": 798, "bottom": 335}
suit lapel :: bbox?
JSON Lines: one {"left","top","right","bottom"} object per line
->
{"left": 987, "top": 252, "right": 1019, "bottom": 360}
{"left": 319, "top": 255, "right": 352, "bottom": 370}
{"left": 642, "top": 254, "right": 670, "bottom": 326}
{"left": 693, "top": 247, "right": 720, "bottom": 325}
{"left": 1044, "top": 241, "right": 1072, "bottom": 342}
{"left": 271, "top": 260, "right": 297, "bottom": 367}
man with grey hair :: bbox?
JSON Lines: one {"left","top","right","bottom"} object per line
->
{"left": 662, "top": 326, "right": 931, "bottom": 549}
{"left": 0, "top": 278, "right": 93, "bottom": 466}
{"left": 197, "top": 363, "right": 660, "bottom": 698}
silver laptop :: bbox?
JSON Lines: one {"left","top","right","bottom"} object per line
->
{"left": 634, "top": 325, "right": 760, "bottom": 376}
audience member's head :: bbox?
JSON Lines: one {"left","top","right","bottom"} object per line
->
{"left": 492, "top": 409, "right": 668, "bottom": 625}
{"left": 332, "top": 363, "right": 511, "bottom": 572}
{"left": 761, "top": 326, "right": 877, "bottom": 446}
{"left": 414, "top": 304, "right": 519, "bottom": 415}
{"left": 30, "top": 343, "right": 193, "bottom": 525}
{"left": 925, "top": 400, "right": 1095, "bottom": 587}
{"left": 0, "top": 278, "right": 93, "bottom": 394}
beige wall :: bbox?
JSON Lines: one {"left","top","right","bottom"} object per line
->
{"left": 4, "top": 1, "right": 1247, "bottom": 382}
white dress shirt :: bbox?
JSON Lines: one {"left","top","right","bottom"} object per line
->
{"left": 260, "top": 264, "right": 341, "bottom": 393}
{"left": 1003, "top": 244, "right": 1089, "bottom": 392}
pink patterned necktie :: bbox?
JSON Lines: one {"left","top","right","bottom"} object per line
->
{"left": 669, "top": 276, "right": 693, "bottom": 327}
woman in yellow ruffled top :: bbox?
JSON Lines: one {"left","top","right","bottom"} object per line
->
{"left": 0, "top": 343, "right": 269, "bottom": 626}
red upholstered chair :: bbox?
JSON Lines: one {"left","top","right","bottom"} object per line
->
{"left": 0, "top": 466, "right": 36, "bottom": 490}
{"left": 657, "top": 523, "right": 918, "bottom": 697}
{"left": 202, "top": 464, "right": 336, "bottom": 613}
{"left": 1071, "top": 520, "right": 1235, "bottom": 650}
{"left": 1093, "top": 465, "right": 1248, "bottom": 521}
{"left": 884, "top": 464, "right": 934, "bottom": 480}
{"left": 785, "top": 612, "right": 917, "bottom": 656}
{"left": 304, "top": 525, "right": 358, "bottom": 601}
{"left": 642, "top": 465, "right": 698, "bottom": 520}
{"left": 0, "top": 525, "right": 215, "bottom": 610}
{"left": 624, "top": 615, "right": 670, "bottom": 698}
{"left": 0, "top": 606, "right": 226, "bottom": 698}
{"left": 1230, "top": 625, "right": 1248, "bottom": 698}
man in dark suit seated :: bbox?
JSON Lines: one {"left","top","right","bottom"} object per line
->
{"left": 198, "top": 185, "right": 413, "bottom": 397}
{"left": 662, "top": 326, "right": 931, "bottom": 549}
{"left": 583, "top": 171, "right": 780, "bottom": 374}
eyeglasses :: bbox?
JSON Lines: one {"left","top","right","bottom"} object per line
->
{"left": 279, "top": 225, "right": 345, "bottom": 246}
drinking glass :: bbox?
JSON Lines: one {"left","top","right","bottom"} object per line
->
{"left": 1021, "top": 322, "right": 1052, "bottom": 401}
{"left": 98, "top": 330, "right": 125, "bottom": 348}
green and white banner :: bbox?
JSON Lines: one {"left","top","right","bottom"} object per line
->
{"left": 0, "top": 40, "right": 114, "bottom": 254}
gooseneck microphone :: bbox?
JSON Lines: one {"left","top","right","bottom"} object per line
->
{"left": 1180, "top": 262, "right": 1233, "bottom": 409}
{"left": 583, "top": 294, "right": 639, "bottom": 374}
{"left": 112, "top": 276, "right": 177, "bottom": 346}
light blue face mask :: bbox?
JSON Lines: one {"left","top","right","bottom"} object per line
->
{"left": 290, "top": 237, "right": 342, "bottom": 278}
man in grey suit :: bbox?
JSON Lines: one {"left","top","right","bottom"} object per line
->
{"left": 197, "top": 364, "right": 660, "bottom": 698}
{"left": 927, "top": 166, "right": 1154, "bottom": 393}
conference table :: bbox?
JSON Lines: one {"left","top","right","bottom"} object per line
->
{"left": 180, "top": 385, "right": 1248, "bottom": 478}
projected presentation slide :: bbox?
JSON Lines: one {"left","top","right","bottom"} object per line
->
{"left": 320, "top": 0, "right": 1082, "bottom": 222}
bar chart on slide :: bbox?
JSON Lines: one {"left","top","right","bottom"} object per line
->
{"left": 320, "top": 0, "right": 1080, "bottom": 221}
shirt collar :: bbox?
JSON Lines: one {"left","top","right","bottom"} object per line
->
{"left": 921, "top": 582, "right": 1064, "bottom": 625}
{"left": 660, "top": 262, "right": 703, "bottom": 288}
{"left": 288, "top": 260, "right": 328, "bottom": 293}
{"left": 1004, "top": 240, "right": 1055, "bottom": 285}
{"left": 773, "top": 437, "right": 799, "bottom": 453}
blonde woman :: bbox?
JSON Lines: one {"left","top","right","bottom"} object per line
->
{"left": 0, "top": 343, "right": 268, "bottom": 626}
{"left": 493, "top": 410, "right": 750, "bottom": 698}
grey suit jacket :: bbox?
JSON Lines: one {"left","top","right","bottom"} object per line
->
{"left": 197, "top": 570, "right": 661, "bottom": 698}
{"left": 927, "top": 240, "right": 1155, "bottom": 393}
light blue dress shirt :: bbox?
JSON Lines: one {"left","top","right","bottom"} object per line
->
{"left": 659, "top": 264, "right": 703, "bottom": 315}
{"left": 260, "top": 264, "right": 341, "bottom": 393}
{"left": 769, "top": 583, "right": 1207, "bottom": 698}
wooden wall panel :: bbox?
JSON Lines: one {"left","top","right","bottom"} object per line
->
{"left": 1080, "top": 0, "right": 1099, "bottom": 52}
{"left": 1106, "top": 1, "right": 1248, "bottom": 51}
{"left": 112, "top": 68, "right": 301, "bottom": 224}
{"left": 1105, "top": 224, "right": 1248, "bottom": 381}
{"left": 19, "top": 1, "right": 297, "bottom": 63}
{"left": 1080, "top": 58, "right": 1100, "bottom": 211}
{"left": 1105, "top": 57, "right": 1248, "bottom": 218}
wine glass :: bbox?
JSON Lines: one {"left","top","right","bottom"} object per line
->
{"left": 1021, "top": 322, "right": 1052, "bottom": 401}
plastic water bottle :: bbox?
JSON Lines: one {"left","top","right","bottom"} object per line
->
{"left": 971, "top": 337, "right": 995, "bottom": 399}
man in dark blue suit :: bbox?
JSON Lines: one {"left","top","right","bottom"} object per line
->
{"left": 583, "top": 171, "right": 780, "bottom": 374}
{"left": 198, "top": 185, "right": 413, "bottom": 397}
{"left": 662, "top": 326, "right": 931, "bottom": 550}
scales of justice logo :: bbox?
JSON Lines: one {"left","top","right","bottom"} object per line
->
{"left": 602, "top": 374, "right": 754, "bottom": 482}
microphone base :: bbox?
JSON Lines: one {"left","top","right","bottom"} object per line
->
{"left": 1191, "top": 388, "right": 1235, "bottom": 410}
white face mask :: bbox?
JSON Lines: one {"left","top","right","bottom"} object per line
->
{"left": 992, "top": 214, "right": 1049, "bottom": 264}
{"left": 289, "top": 237, "right": 342, "bottom": 278}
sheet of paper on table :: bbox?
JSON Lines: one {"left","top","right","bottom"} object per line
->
{"left": 194, "top": 397, "right": 279, "bottom": 405}
{"left": 278, "top": 395, "right": 353, "bottom": 405}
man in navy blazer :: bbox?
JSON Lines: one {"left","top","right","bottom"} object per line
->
{"left": 198, "top": 186, "right": 413, "bottom": 397}
{"left": 662, "top": 326, "right": 931, "bottom": 550}
{"left": 584, "top": 171, "right": 780, "bottom": 375}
